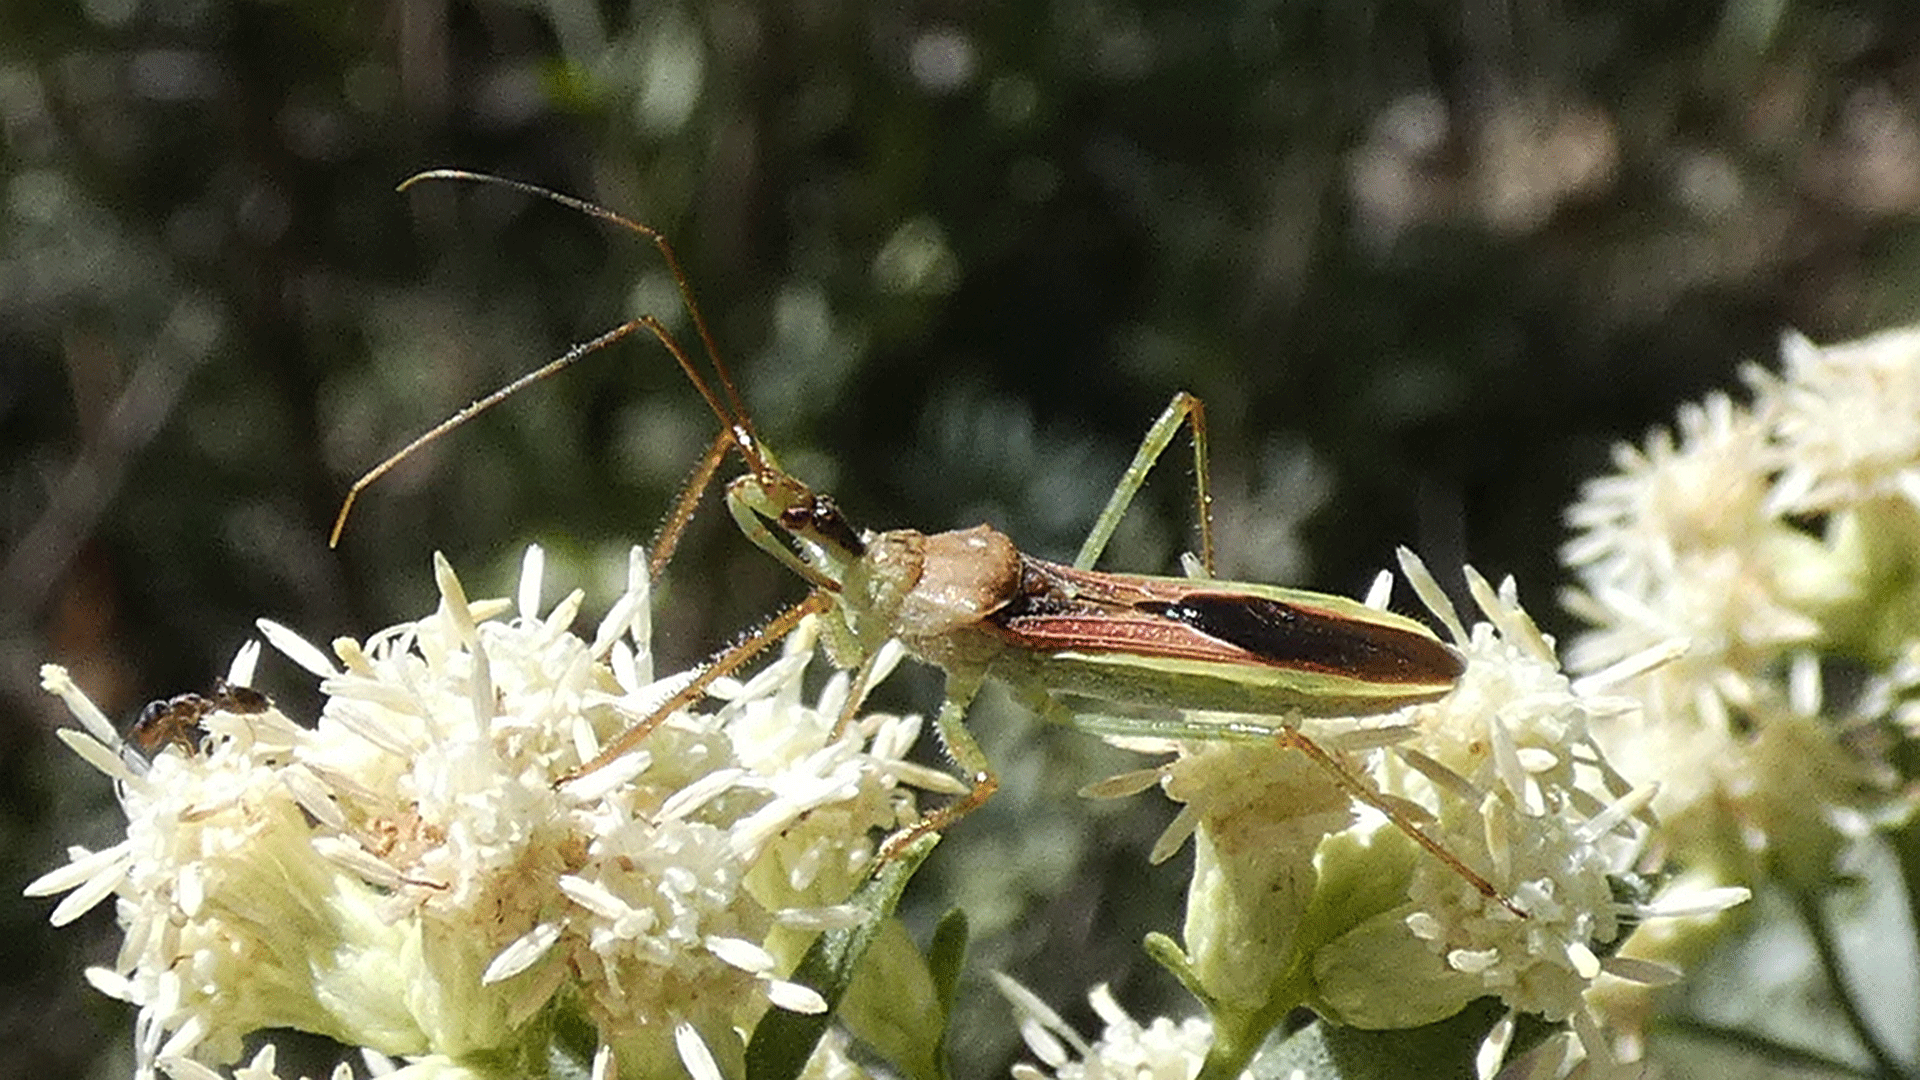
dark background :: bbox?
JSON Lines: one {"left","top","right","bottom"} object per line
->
{"left": 6, "top": 0, "right": 1920, "bottom": 1077}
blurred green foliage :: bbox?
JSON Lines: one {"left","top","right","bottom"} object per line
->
{"left": 7, "top": 0, "right": 1920, "bottom": 1077}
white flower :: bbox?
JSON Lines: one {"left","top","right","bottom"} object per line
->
{"left": 1312, "top": 558, "right": 1659, "bottom": 1027}
{"left": 1765, "top": 327, "right": 1920, "bottom": 514}
{"left": 1092, "top": 550, "right": 1735, "bottom": 1067}
{"left": 31, "top": 546, "right": 934, "bottom": 1080}
{"left": 1559, "top": 327, "right": 1913, "bottom": 892}
{"left": 996, "top": 976, "right": 1226, "bottom": 1080}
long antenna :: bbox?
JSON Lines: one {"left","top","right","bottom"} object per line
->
{"left": 331, "top": 320, "right": 644, "bottom": 546}
{"left": 329, "top": 171, "right": 770, "bottom": 547}
{"left": 399, "top": 170, "right": 760, "bottom": 444}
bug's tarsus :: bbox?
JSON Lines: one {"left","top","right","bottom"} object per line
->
{"left": 878, "top": 671, "right": 998, "bottom": 862}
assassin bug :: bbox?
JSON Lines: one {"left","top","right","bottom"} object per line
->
{"left": 333, "top": 170, "right": 1523, "bottom": 918}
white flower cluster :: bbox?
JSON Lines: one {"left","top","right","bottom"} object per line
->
{"left": 1562, "top": 327, "right": 1920, "bottom": 889}
{"left": 31, "top": 547, "right": 939, "bottom": 1080}
{"left": 997, "top": 977, "right": 1224, "bottom": 1080}
{"left": 1090, "top": 552, "right": 1743, "bottom": 1074}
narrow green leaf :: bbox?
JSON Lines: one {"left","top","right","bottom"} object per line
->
{"left": 745, "top": 835, "right": 939, "bottom": 1080}
{"left": 927, "top": 908, "right": 970, "bottom": 1019}
{"left": 1143, "top": 931, "right": 1213, "bottom": 1010}
{"left": 840, "top": 918, "right": 946, "bottom": 1080}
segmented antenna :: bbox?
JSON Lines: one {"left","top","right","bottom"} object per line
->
{"left": 328, "top": 171, "right": 776, "bottom": 553}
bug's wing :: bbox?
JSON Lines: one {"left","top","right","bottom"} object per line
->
{"left": 981, "top": 558, "right": 1462, "bottom": 719}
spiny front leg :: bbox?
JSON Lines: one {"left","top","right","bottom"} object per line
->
{"left": 878, "top": 668, "right": 998, "bottom": 861}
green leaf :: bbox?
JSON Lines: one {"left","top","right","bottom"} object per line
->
{"left": 1250, "top": 998, "right": 1508, "bottom": 1080}
{"left": 745, "top": 835, "right": 938, "bottom": 1080}
{"left": 927, "top": 908, "right": 970, "bottom": 1019}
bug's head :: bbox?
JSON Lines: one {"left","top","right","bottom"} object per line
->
{"left": 725, "top": 464, "right": 867, "bottom": 593}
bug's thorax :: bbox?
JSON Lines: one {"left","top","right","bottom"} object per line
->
{"left": 844, "top": 524, "right": 1023, "bottom": 669}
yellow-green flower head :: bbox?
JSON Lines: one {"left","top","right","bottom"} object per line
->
{"left": 33, "top": 547, "right": 933, "bottom": 1080}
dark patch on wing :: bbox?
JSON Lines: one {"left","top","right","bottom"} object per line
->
{"left": 1134, "top": 593, "right": 1463, "bottom": 683}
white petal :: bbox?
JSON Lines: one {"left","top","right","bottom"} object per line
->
{"left": 485, "top": 922, "right": 562, "bottom": 984}
{"left": 592, "top": 590, "right": 644, "bottom": 659}
{"left": 1514, "top": 747, "right": 1559, "bottom": 773}
{"left": 772, "top": 905, "right": 866, "bottom": 931}
{"left": 230, "top": 1045, "right": 281, "bottom": 1080}
{"left": 1566, "top": 941, "right": 1602, "bottom": 979}
{"left": 433, "top": 553, "right": 479, "bottom": 640}
{"left": 54, "top": 728, "right": 137, "bottom": 784}
{"left": 47, "top": 854, "right": 129, "bottom": 926}
{"left": 991, "top": 971, "right": 1089, "bottom": 1058}
{"left": 1569, "top": 637, "right": 1687, "bottom": 695}
{"left": 1475, "top": 1013, "right": 1515, "bottom": 1080}
{"left": 1086, "top": 984, "right": 1129, "bottom": 1028}
{"left": 518, "top": 545, "right": 546, "bottom": 621}
{"left": 320, "top": 698, "right": 421, "bottom": 758}
{"left": 1575, "top": 783, "right": 1657, "bottom": 844}
{"left": 658, "top": 768, "right": 746, "bottom": 822}
{"left": 559, "top": 751, "right": 651, "bottom": 803}
{"left": 1363, "top": 568, "right": 1394, "bottom": 609}
{"left": 156, "top": 1057, "right": 224, "bottom": 1080}
{"left": 39, "top": 664, "right": 120, "bottom": 747}
{"left": 1448, "top": 947, "right": 1499, "bottom": 974}
{"left": 359, "top": 1046, "right": 399, "bottom": 1076}
{"left": 1017, "top": 1018, "right": 1071, "bottom": 1069}
{"left": 544, "top": 588, "right": 587, "bottom": 639}
{"left": 157, "top": 1011, "right": 208, "bottom": 1060}
{"left": 622, "top": 545, "right": 653, "bottom": 650}
{"left": 83, "top": 966, "right": 133, "bottom": 1001}
{"left": 225, "top": 640, "right": 263, "bottom": 689}
{"left": 24, "top": 842, "right": 128, "bottom": 897}
{"left": 310, "top": 836, "right": 404, "bottom": 888}
{"left": 1397, "top": 547, "right": 1465, "bottom": 643}
{"left": 764, "top": 978, "right": 828, "bottom": 1014}
{"left": 705, "top": 935, "right": 775, "bottom": 974}
{"left": 673, "top": 1023, "right": 724, "bottom": 1080}
{"left": 1637, "top": 884, "right": 1750, "bottom": 919}
{"left": 886, "top": 760, "right": 971, "bottom": 796}
{"left": 176, "top": 862, "right": 205, "bottom": 918}
{"left": 280, "top": 765, "right": 347, "bottom": 831}
{"left": 558, "top": 874, "right": 633, "bottom": 920}
{"left": 257, "top": 618, "right": 340, "bottom": 677}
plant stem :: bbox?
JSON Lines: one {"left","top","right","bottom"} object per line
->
{"left": 1790, "top": 885, "right": 1908, "bottom": 1080}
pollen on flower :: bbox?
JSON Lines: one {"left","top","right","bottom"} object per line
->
{"left": 31, "top": 546, "right": 934, "bottom": 1080}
